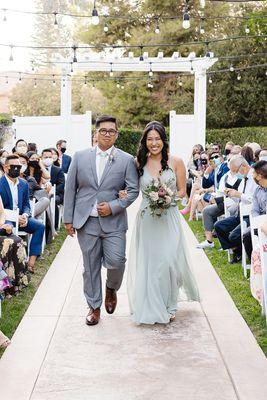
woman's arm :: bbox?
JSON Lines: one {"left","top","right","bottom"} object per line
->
{"left": 171, "top": 156, "right": 186, "bottom": 198}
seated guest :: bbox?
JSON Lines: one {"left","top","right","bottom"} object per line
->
{"left": 259, "top": 148, "right": 267, "bottom": 162}
{"left": 230, "top": 145, "right": 242, "bottom": 157}
{"left": 50, "top": 148, "right": 60, "bottom": 167}
{"left": 186, "top": 144, "right": 204, "bottom": 200}
{"left": 197, "top": 156, "right": 241, "bottom": 249}
{"left": 27, "top": 151, "right": 50, "bottom": 184}
{"left": 18, "top": 154, "right": 56, "bottom": 239}
{"left": 202, "top": 151, "right": 229, "bottom": 190}
{"left": 214, "top": 156, "right": 258, "bottom": 263}
{"left": 56, "top": 140, "right": 71, "bottom": 173}
{"left": 0, "top": 155, "right": 45, "bottom": 273}
{"left": 41, "top": 149, "right": 65, "bottom": 206}
{"left": 13, "top": 139, "right": 28, "bottom": 154}
{"left": 243, "top": 160, "right": 267, "bottom": 260}
{"left": 254, "top": 148, "right": 261, "bottom": 163}
{"left": 0, "top": 149, "right": 9, "bottom": 177}
{"left": 224, "top": 141, "right": 234, "bottom": 159}
{"left": 0, "top": 195, "right": 29, "bottom": 296}
{"left": 241, "top": 146, "right": 254, "bottom": 166}
{"left": 28, "top": 143, "right": 37, "bottom": 153}
{"left": 211, "top": 143, "right": 221, "bottom": 154}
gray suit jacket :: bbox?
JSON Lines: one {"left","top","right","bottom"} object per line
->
{"left": 63, "top": 147, "right": 139, "bottom": 233}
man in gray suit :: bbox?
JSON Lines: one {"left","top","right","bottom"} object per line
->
{"left": 64, "top": 115, "right": 139, "bottom": 325}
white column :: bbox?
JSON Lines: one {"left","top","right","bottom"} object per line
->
{"left": 60, "top": 74, "right": 72, "bottom": 117}
{"left": 194, "top": 70, "right": 207, "bottom": 146}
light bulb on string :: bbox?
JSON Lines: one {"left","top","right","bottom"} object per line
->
{"left": 200, "top": 0, "right": 205, "bottom": 8}
{"left": 3, "top": 9, "right": 7, "bottom": 22}
{"left": 70, "top": 62, "right": 74, "bottom": 73}
{"left": 229, "top": 64, "right": 234, "bottom": 72}
{"left": 139, "top": 46, "right": 144, "bottom": 62}
{"left": 265, "top": 70, "right": 267, "bottom": 76}
{"left": 31, "top": 60, "right": 35, "bottom": 72}
{"left": 178, "top": 76, "right": 183, "bottom": 87}
{"left": 121, "top": 85, "right": 125, "bottom": 90}
{"left": 245, "top": 26, "right": 250, "bottom": 34}
{"left": 190, "top": 61, "right": 194, "bottom": 74}
{"left": 84, "top": 76, "right": 87, "bottom": 85}
{"left": 200, "top": 17, "right": 205, "bottom": 34}
{"left": 54, "top": 12, "right": 58, "bottom": 27}
{"left": 237, "top": 73, "right": 241, "bottom": 81}
{"left": 116, "top": 83, "right": 120, "bottom": 89}
{"left": 92, "top": 1, "right": 100, "bottom": 26}
{"left": 92, "top": 82, "right": 96, "bottom": 90}
{"left": 18, "top": 73, "right": 22, "bottom": 84}
{"left": 104, "top": 18, "right": 108, "bottom": 32}
{"left": 5, "top": 76, "right": 8, "bottom": 85}
{"left": 155, "top": 18, "right": 160, "bottom": 34}
{"left": 9, "top": 45, "right": 14, "bottom": 62}
{"left": 34, "top": 79, "right": 37, "bottom": 88}
{"left": 52, "top": 75, "right": 56, "bottom": 86}
{"left": 72, "top": 45, "right": 78, "bottom": 63}
{"left": 208, "top": 76, "right": 212, "bottom": 84}
{"left": 182, "top": 12, "right": 190, "bottom": 29}
{"left": 109, "top": 63, "right": 114, "bottom": 77}
{"left": 149, "top": 63, "right": 153, "bottom": 77}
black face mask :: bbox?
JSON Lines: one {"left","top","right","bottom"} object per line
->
{"left": 61, "top": 147, "right": 66, "bottom": 154}
{"left": 28, "top": 160, "right": 39, "bottom": 169}
{"left": 224, "top": 149, "right": 231, "bottom": 156}
{"left": 8, "top": 165, "right": 21, "bottom": 179}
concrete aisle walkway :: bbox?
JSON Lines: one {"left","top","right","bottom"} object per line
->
{"left": 1, "top": 200, "right": 267, "bottom": 400}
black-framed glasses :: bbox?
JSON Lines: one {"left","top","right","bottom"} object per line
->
{"left": 210, "top": 155, "right": 220, "bottom": 160}
{"left": 98, "top": 128, "right": 118, "bottom": 136}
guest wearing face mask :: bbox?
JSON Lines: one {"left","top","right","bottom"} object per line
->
{"left": 13, "top": 139, "right": 28, "bottom": 155}
{"left": 50, "top": 148, "right": 60, "bottom": 167}
{"left": 224, "top": 141, "right": 234, "bottom": 159}
{"left": 242, "top": 160, "right": 267, "bottom": 261}
{"left": 241, "top": 146, "right": 254, "bottom": 166}
{"left": 0, "top": 149, "right": 9, "bottom": 177}
{"left": 56, "top": 140, "right": 71, "bottom": 173}
{"left": 18, "top": 154, "right": 57, "bottom": 240}
{"left": 259, "top": 149, "right": 267, "bottom": 162}
{"left": 0, "top": 155, "right": 45, "bottom": 273}
{"left": 26, "top": 151, "right": 50, "bottom": 185}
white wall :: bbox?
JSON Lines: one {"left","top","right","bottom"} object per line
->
{"left": 12, "top": 112, "right": 92, "bottom": 155}
{"left": 170, "top": 111, "right": 200, "bottom": 166}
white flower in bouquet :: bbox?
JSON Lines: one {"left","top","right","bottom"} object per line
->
{"left": 165, "top": 195, "right": 172, "bottom": 204}
{"left": 149, "top": 191, "right": 159, "bottom": 201}
{"left": 166, "top": 188, "right": 173, "bottom": 196}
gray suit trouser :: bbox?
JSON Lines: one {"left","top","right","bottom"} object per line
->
{"left": 77, "top": 216, "right": 126, "bottom": 309}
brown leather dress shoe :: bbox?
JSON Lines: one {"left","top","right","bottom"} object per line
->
{"left": 105, "top": 286, "right": 117, "bottom": 314}
{"left": 86, "top": 307, "right": 100, "bottom": 325}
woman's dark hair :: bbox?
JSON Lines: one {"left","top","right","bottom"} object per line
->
{"left": 253, "top": 160, "right": 267, "bottom": 179}
{"left": 136, "top": 121, "right": 169, "bottom": 176}
{"left": 28, "top": 142, "right": 37, "bottom": 152}
{"left": 95, "top": 115, "right": 118, "bottom": 130}
{"left": 16, "top": 152, "right": 29, "bottom": 162}
{"left": 254, "top": 148, "right": 261, "bottom": 163}
{"left": 50, "top": 147, "right": 60, "bottom": 167}
{"left": 0, "top": 149, "right": 8, "bottom": 157}
{"left": 241, "top": 146, "right": 254, "bottom": 164}
{"left": 26, "top": 151, "right": 42, "bottom": 184}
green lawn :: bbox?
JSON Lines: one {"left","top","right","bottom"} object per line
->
{"left": 0, "top": 228, "right": 67, "bottom": 358}
{"left": 186, "top": 215, "right": 267, "bottom": 356}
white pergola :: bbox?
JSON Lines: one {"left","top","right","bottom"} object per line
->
{"left": 57, "top": 51, "right": 218, "bottom": 160}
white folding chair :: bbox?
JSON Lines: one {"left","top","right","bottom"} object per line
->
{"left": 4, "top": 208, "right": 19, "bottom": 235}
{"left": 50, "top": 185, "right": 56, "bottom": 229}
{"left": 250, "top": 214, "right": 267, "bottom": 249}
{"left": 258, "top": 228, "right": 267, "bottom": 324}
{"left": 29, "top": 198, "right": 36, "bottom": 217}
{"left": 240, "top": 202, "right": 252, "bottom": 278}
{"left": 57, "top": 205, "right": 64, "bottom": 231}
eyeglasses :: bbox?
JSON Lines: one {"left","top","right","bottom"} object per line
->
{"left": 210, "top": 155, "right": 220, "bottom": 160}
{"left": 98, "top": 128, "right": 118, "bottom": 136}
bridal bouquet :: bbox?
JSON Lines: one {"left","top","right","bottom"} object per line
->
{"left": 142, "top": 177, "right": 179, "bottom": 217}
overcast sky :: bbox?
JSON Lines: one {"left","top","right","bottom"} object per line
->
{"left": 0, "top": 0, "right": 36, "bottom": 72}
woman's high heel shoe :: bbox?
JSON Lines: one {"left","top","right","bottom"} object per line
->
{"left": 180, "top": 207, "right": 190, "bottom": 215}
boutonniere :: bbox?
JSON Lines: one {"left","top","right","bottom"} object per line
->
{"left": 108, "top": 148, "right": 117, "bottom": 165}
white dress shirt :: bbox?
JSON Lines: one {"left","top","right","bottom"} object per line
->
{"left": 237, "top": 169, "right": 258, "bottom": 204}
{"left": 6, "top": 175, "right": 19, "bottom": 210}
{"left": 90, "top": 146, "right": 114, "bottom": 217}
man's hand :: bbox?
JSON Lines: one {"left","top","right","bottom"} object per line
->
{"left": 65, "top": 223, "right": 76, "bottom": 237}
{"left": 19, "top": 215, "right": 28, "bottom": 228}
{"left": 226, "top": 189, "right": 241, "bottom": 198}
{"left": 1, "top": 224, "right": 13, "bottom": 234}
{"left": 97, "top": 202, "right": 112, "bottom": 217}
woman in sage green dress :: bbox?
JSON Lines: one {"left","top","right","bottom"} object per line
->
{"left": 127, "top": 121, "right": 199, "bottom": 325}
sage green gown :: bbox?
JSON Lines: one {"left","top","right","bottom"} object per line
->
{"left": 127, "top": 167, "right": 200, "bottom": 324}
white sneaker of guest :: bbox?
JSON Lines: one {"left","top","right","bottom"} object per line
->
{"left": 196, "top": 240, "right": 215, "bottom": 249}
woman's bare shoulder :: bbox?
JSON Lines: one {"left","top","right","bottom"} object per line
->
{"left": 169, "top": 155, "right": 185, "bottom": 169}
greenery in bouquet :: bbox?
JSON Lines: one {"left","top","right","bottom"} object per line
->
{"left": 142, "top": 176, "right": 179, "bottom": 217}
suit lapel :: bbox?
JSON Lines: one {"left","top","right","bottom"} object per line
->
{"left": 18, "top": 179, "right": 23, "bottom": 211}
{"left": 2, "top": 176, "right": 13, "bottom": 209}
{"left": 89, "top": 147, "right": 98, "bottom": 186}
{"left": 99, "top": 147, "right": 117, "bottom": 187}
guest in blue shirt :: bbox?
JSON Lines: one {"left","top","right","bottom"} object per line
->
{"left": 0, "top": 155, "right": 45, "bottom": 273}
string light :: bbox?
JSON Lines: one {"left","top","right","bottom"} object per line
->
{"left": 155, "top": 18, "right": 160, "bottom": 34}
{"left": 116, "top": 83, "right": 120, "bottom": 88}
{"left": 190, "top": 61, "right": 194, "bottom": 74}
{"left": 72, "top": 45, "right": 78, "bottom": 63}
{"left": 200, "top": 17, "right": 205, "bottom": 34}
{"left": 92, "top": 1, "right": 100, "bottom": 26}
{"left": 121, "top": 84, "right": 125, "bottom": 89}
{"left": 147, "top": 80, "right": 154, "bottom": 89}
{"left": 104, "top": 18, "right": 108, "bottom": 32}
{"left": 70, "top": 62, "right": 74, "bottom": 73}
{"left": 52, "top": 75, "right": 56, "bottom": 85}
{"left": 54, "top": 12, "right": 58, "bottom": 27}
{"left": 92, "top": 82, "right": 96, "bottom": 90}
{"left": 31, "top": 60, "right": 35, "bottom": 72}
{"left": 18, "top": 72, "right": 22, "bottom": 83}
{"left": 149, "top": 63, "right": 153, "bottom": 77}
{"left": 3, "top": 8, "right": 7, "bottom": 22}
{"left": 200, "top": 0, "right": 205, "bottom": 8}
{"left": 208, "top": 76, "right": 213, "bottom": 83}
{"left": 109, "top": 63, "right": 114, "bottom": 77}
{"left": 237, "top": 73, "right": 241, "bottom": 80}
{"left": 139, "top": 46, "right": 144, "bottom": 62}
{"left": 84, "top": 76, "right": 87, "bottom": 85}
{"left": 9, "top": 45, "right": 14, "bottom": 62}
{"left": 230, "top": 64, "right": 234, "bottom": 72}
{"left": 34, "top": 79, "right": 37, "bottom": 88}
{"left": 5, "top": 76, "right": 8, "bottom": 84}
{"left": 182, "top": 1, "right": 190, "bottom": 30}
{"left": 178, "top": 76, "right": 183, "bottom": 86}
{"left": 245, "top": 26, "right": 250, "bottom": 34}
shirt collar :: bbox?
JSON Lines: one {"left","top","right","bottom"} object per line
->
{"left": 96, "top": 145, "right": 114, "bottom": 156}
{"left": 5, "top": 174, "right": 19, "bottom": 187}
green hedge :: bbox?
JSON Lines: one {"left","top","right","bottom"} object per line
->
{"left": 117, "top": 126, "right": 267, "bottom": 156}
{"left": 0, "top": 113, "right": 12, "bottom": 126}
